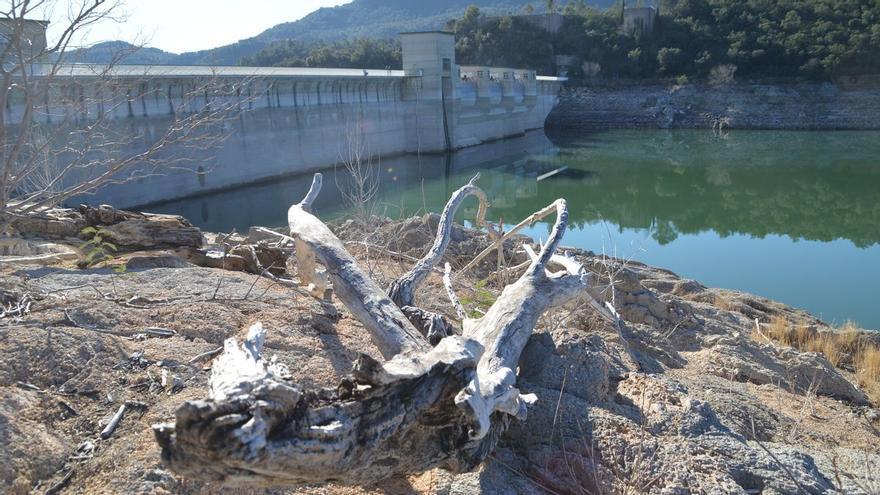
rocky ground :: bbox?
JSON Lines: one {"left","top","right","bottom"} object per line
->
{"left": 1, "top": 211, "right": 879, "bottom": 494}
{"left": 546, "top": 82, "right": 880, "bottom": 130}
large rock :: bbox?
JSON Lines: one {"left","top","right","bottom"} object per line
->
{"left": 691, "top": 339, "right": 868, "bottom": 404}
{"left": 7, "top": 204, "right": 202, "bottom": 251}
{"left": 0, "top": 238, "right": 79, "bottom": 265}
{"left": 77, "top": 205, "right": 202, "bottom": 250}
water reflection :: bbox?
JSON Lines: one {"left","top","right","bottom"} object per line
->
{"left": 150, "top": 129, "right": 880, "bottom": 328}
{"left": 544, "top": 129, "right": 880, "bottom": 248}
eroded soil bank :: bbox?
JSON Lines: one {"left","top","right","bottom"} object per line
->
{"left": 1, "top": 213, "right": 879, "bottom": 494}
{"left": 547, "top": 81, "right": 880, "bottom": 130}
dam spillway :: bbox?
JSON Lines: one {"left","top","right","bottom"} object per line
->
{"left": 10, "top": 32, "right": 564, "bottom": 208}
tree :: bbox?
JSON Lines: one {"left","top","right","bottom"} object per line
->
{"left": 544, "top": 0, "right": 556, "bottom": 14}
{"left": 657, "top": 46, "right": 685, "bottom": 75}
{"left": 563, "top": 0, "right": 589, "bottom": 16}
{"left": 1, "top": 0, "right": 240, "bottom": 232}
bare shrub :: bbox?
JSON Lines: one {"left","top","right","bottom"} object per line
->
{"left": 334, "top": 121, "right": 380, "bottom": 224}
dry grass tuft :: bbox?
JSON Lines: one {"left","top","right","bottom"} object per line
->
{"left": 714, "top": 293, "right": 734, "bottom": 311}
{"left": 834, "top": 322, "right": 863, "bottom": 356}
{"left": 856, "top": 346, "right": 880, "bottom": 383}
{"left": 855, "top": 346, "right": 880, "bottom": 406}
{"left": 819, "top": 335, "right": 843, "bottom": 367}
{"left": 754, "top": 316, "right": 880, "bottom": 405}
{"left": 763, "top": 316, "right": 816, "bottom": 348}
{"left": 802, "top": 333, "right": 843, "bottom": 367}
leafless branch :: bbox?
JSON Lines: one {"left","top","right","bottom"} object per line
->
{"left": 2, "top": 2, "right": 247, "bottom": 228}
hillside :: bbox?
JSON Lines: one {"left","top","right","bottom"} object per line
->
{"left": 71, "top": 0, "right": 615, "bottom": 66}
{"left": 172, "top": 0, "right": 539, "bottom": 65}
{"left": 65, "top": 41, "right": 177, "bottom": 65}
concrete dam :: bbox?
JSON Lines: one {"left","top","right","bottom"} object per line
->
{"left": 14, "top": 32, "right": 565, "bottom": 208}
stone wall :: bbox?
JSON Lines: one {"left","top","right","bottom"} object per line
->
{"left": 546, "top": 82, "right": 880, "bottom": 130}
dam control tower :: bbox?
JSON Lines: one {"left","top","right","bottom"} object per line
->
{"left": 400, "top": 31, "right": 457, "bottom": 151}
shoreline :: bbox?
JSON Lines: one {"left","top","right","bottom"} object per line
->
{"left": 546, "top": 81, "right": 880, "bottom": 131}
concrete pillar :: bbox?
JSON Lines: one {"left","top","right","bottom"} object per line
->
{"left": 401, "top": 31, "right": 456, "bottom": 152}
{"left": 401, "top": 32, "right": 455, "bottom": 94}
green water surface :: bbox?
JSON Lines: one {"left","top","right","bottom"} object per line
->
{"left": 153, "top": 129, "right": 880, "bottom": 329}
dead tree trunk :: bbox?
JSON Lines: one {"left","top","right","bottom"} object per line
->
{"left": 153, "top": 173, "right": 604, "bottom": 488}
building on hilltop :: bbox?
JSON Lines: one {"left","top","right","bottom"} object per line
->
{"left": 622, "top": 5, "right": 657, "bottom": 36}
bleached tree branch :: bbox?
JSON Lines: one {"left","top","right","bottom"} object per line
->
{"left": 154, "top": 184, "right": 600, "bottom": 488}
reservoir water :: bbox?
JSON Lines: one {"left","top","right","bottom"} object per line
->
{"left": 150, "top": 129, "right": 880, "bottom": 330}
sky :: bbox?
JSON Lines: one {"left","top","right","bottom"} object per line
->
{"left": 42, "top": 0, "right": 352, "bottom": 54}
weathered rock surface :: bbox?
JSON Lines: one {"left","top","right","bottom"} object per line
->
{"left": 0, "top": 237, "right": 80, "bottom": 265}
{"left": 547, "top": 82, "right": 880, "bottom": 130}
{"left": 6, "top": 204, "right": 203, "bottom": 250}
{"left": 0, "top": 213, "right": 877, "bottom": 494}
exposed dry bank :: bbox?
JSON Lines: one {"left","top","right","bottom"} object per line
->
{"left": 1, "top": 208, "right": 879, "bottom": 494}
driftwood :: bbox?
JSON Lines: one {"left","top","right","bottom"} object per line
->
{"left": 184, "top": 243, "right": 287, "bottom": 276}
{"left": 100, "top": 404, "right": 127, "bottom": 440}
{"left": 153, "top": 173, "right": 604, "bottom": 487}
{"left": 188, "top": 346, "right": 224, "bottom": 364}
{"left": 456, "top": 200, "right": 562, "bottom": 278}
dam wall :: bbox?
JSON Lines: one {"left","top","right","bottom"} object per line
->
{"left": 148, "top": 130, "right": 558, "bottom": 233}
{"left": 9, "top": 32, "right": 564, "bottom": 208}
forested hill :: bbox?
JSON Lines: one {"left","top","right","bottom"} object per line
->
{"left": 98, "top": 0, "right": 611, "bottom": 66}
{"left": 255, "top": 0, "right": 605, "bottom": 43}
{"left": 242, "top": 0, "right": 880, "bottom": 82}
{"left": 444, "top": 0, "right": 880, "bottom": 81}
{"left": 65, "top": 41, "right": 178, "bottom": 65}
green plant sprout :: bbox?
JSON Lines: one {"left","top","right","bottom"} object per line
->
{"left": 78, "top": 227, "right": 128, "bottom": 298}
